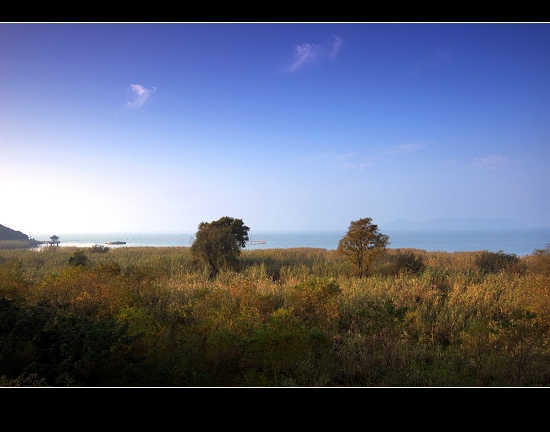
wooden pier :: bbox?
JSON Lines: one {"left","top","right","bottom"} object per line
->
{"left": 37, "top": 235, "right": 60, "bottom": 246}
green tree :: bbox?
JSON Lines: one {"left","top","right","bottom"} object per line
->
{"left": 337, "top": 217, "right": 389, "bottom": 278}
{"left": 190, "top": 216, "right": 250, "bottom": 278}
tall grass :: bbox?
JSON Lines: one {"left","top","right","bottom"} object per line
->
{"left": 1, "top": 245, "right": 548, "bottom": 386}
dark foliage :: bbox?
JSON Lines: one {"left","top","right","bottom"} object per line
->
{"left": 68, "top": 249, "right": 89, "bottom": 267}
{"left": 475, "top": 250, "right": 522, "bottom": 274}
{"left": 0, "top": 298, "right": 146, "bottom": 386}
{"left": 190, "top": 216, "right": 250, "bottom": 278}
{"left": 394, "top": 251, "right": 425, "bottom": 275}
{"left": 90, "top": 244, "right": 110, "bottom": 254}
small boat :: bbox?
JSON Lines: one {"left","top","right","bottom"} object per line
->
{"left": 247, "top": 240, "right": 266, "bottom": 245}
{"left": 105, "top": 241, "right": 126, "bottom": 245}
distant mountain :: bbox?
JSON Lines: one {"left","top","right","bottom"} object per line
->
{"left": 382, "top": 217, "right": 529, "bottom": 230}
{"left": 0, "top": 224, "right": 30, "bottom": 241}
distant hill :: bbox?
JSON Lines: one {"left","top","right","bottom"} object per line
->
{"left": 382, "top": 217, "right": 529, "bottom": 230}
{"left": 0, "top": 224, "right": 30, "bottom": 241}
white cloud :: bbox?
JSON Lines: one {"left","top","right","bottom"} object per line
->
{"left": 288, "top": 35, "right": 343, "bottom": 73}
{"left": 386, "top": 143, "right": 426, "bottom": 155}
{"left": 328, "top": 35, "right": 343, "bottom": 58}
{"left": 126, "top": 84, "right": 156, "bottom": 110}
{"left": 472, "top": 154, "right": 508, "bottom": 170}
{"left": 334, "top": 152, "right": 377, "bottom": 170}
{"left": 320, "top": 142, "right": 425, "bottom": 171}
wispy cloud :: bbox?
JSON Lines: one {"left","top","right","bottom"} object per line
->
{"left": 288, "top": 35, "right": 343, "bottom": 73}
{"left": 327, "top": 142, "right": 426, "bottom": 170}
{"left": 333, "top": 152, "right": 378, "bottom": 170}
{"left": 126, "top": 84, "right": 156, "bottom": 110}
{"left": 407, "top": 47, "right": 454, "bottom": 78}
{"left": 385, "top": 143, "right": 426, "bottom": 155}
{"left": 472, "top": 154, "right": 508, "bottom": 170}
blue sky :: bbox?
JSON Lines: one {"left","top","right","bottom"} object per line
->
{"left": 1, "top": 23, "right": 549, "bottom": 235}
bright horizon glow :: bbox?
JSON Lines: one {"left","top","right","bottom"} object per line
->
{"left": 1, "top": 23, "right": 549, "bottom": 235}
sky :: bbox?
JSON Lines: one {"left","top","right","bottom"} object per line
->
{"left": 1, "top": 22, "right": 549, "bottom": 235}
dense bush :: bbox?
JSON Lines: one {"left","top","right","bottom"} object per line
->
{"left": 0, "top": 298, "right": 146, "bottom": 386}
{"left": 389, "top": 250, "right": 425, "bottom": 275}
{"left": 529, "top": 242, "right": 550, "bottom": 276}
{"left": 90, "top": 244, "right": 110, "bottom": 254}
{"left": 68, "top": 249, "right": 89, "bottom": 267}
{"left": 475, "top": 250, "right": 523, "bottom": 274}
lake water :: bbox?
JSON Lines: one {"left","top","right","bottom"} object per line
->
{"left": 31, "top": 228, "right": 550, "bottom": 257}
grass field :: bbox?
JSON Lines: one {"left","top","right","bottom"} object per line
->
{"left": 1, "top": 243, "right": 549, "bottom": 387}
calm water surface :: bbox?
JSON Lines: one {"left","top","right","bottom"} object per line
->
{"left": 31, "top": 228, "right": 550, "bottom": 257}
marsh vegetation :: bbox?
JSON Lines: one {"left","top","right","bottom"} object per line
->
{"left": 1, "top": 242, "right": 549, "bottom": 386}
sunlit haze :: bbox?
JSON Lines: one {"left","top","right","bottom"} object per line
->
{"left": 1, "top": 23, "right": 549, "bottom": 235}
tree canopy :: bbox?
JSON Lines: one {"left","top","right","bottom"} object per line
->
{"left": 337, "top": 217, "right": 389, "bottom": 278}
{"left": 190, "top": 216, "right": 250, "bottom": 278}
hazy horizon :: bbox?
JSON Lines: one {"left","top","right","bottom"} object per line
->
{"left": 21, "top": 217, "right": 550, "bottom": 237}
{"left": 2, "top": 23, "right": 549, "bottom": 234}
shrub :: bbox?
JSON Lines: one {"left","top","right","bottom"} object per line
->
{"left": 529, "top": 242, "right": 550, "bottom": 276}
{"left": 68, "top": 250, "right": 88, "bottom": 267}
{"left": 475, "top": 250, "right": 521, "bottom": 274}
{"left": 286, "top": 278, "right": 341, "bottom": 332}
{"left": 393, "top": 251, "right": 425, "bottom": 275}
{"left": 90, "top": 244, "right": 110, "bottom": 254}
